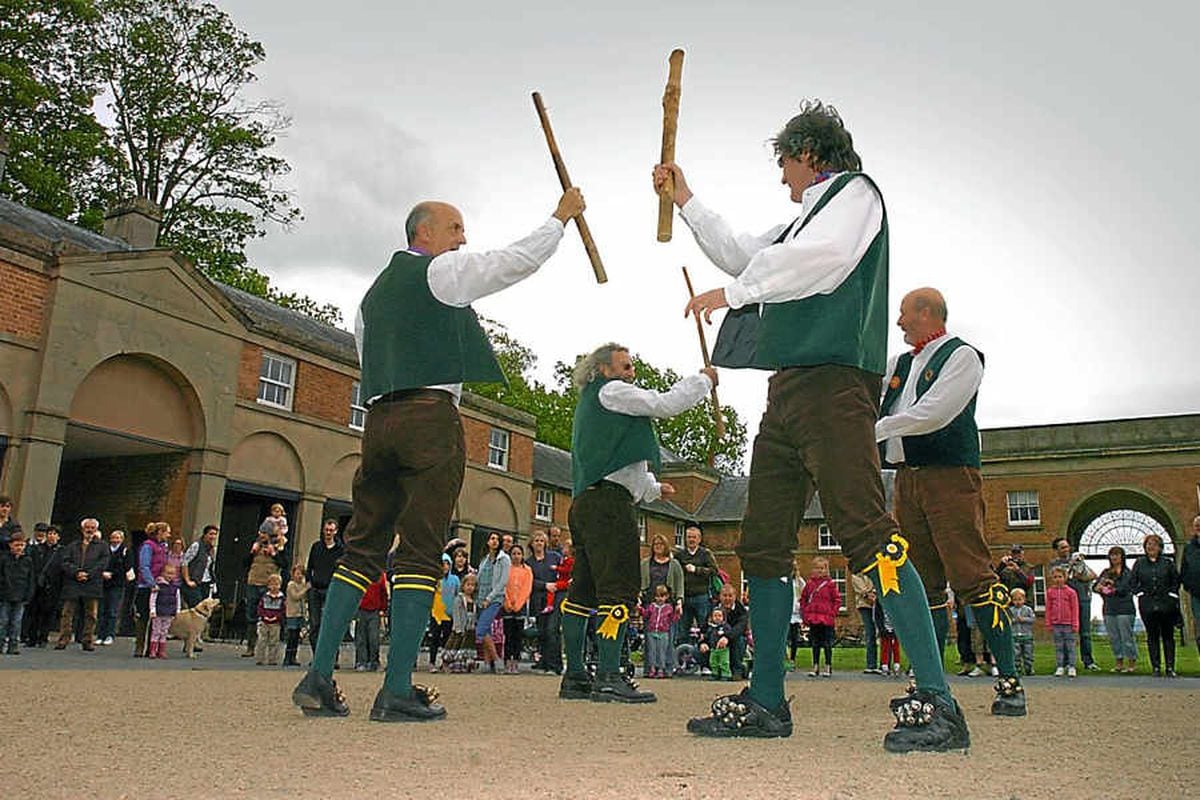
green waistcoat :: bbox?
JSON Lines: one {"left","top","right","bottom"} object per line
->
{"left": 571, "top": 378, "right": 662, "bottom": 498}
{"left": 358, "top": 251, "right": 505, "bottom": 398}
{"left": 712, "top": 172, "right": 889, "bottom": 374}
{"left": 879, "top": 337, "right": 984, "bottom": 468}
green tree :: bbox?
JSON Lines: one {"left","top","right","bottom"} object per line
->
{"left": 470, "top": 321, "right": 746, "bottom": 473}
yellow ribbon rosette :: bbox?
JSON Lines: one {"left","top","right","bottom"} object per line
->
{"left": 860, "top": 533, "right": 910, "bottom": 596}
{"left": 970, "top": 583, "right": 1012, "bottom": 630}
{"left": 596, "top": 604, "right": 628, "bottom": 640}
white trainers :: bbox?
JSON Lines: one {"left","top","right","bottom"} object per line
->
{"left": 891, "top": 663, "right": 902, "bottom": 676}
{"left": 990, "top": 666, "right": 999, "bottom": 677}
{"left": 967, "top": 666, "right": 985, "bottom": 677}
{"left": 101, "top": 637, "right": 114, "bottom": 646}
{"left": 1067, "top": 666, "right": 1077, "bottom": 678}
{"left": 1054, "top": 667, "right": 1065, "bottom": 677}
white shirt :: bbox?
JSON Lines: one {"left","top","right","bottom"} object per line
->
{"left": 355, "top": 217, "right": 565, "bottom": 403}
{"left": 875, "top": 334, "right": 984, "bottom": 464}
{"left": 678, "top": 174, "right": 884, "bottom": 310}
{"left": 596, "top": 373, "right": 713, "bottom": 503}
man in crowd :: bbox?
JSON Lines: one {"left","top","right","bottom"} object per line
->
{"left": 306, "top": 519, "right": 343, "bottom": 661}
{"left": 181, "top": 525, "right": 219, "bottom": 608}
{"left": 291, "top": 186, "right": 586, "bottom": 720}
{"left": 675, "top": 524, "right": 719, "bottom": 646}
{"left": 559, "top": 342, "right": 715, "bottom": 703}
{"left": 0, "top": 495, "right": 19, "bottom": 548}
{"left": 55, "top": 518, "right": 108, "bottom": 651}
{"left": 1181, "top": 515, "right": 1200, "bottom": 651}
{"left": 1047, "top": 536, "right": 1099, "bottom": 670}
{"left": 25, "top": 524, "right": 61, "bottom": 647}
{"left": 667, "top": 101, "right": 969, "bottom": 750}
{"left": 709, "top": 584, "right": 748, "bottom": 679}
{"left": 851, "top": 571, "right": 881, "bottom": 673}
{"left": 996, "top": 544, "right": 1035, "bottom": 593}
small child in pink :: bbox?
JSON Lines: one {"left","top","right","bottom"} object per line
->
{"left": 640, "top": 584, "right": 679, "bottom": 678}
{"left": 148, "top": 563, "right": 181, "bottom": 659}
{"left": 1045, "top": 566, "right": 1080, "bottom": 677}
{"left": 542, "top": 545, "right": 574, "bottom": 614}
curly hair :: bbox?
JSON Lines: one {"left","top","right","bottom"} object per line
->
{"left": 571, "top": 342, "right": 627, "bottom": 390}
{"left": 771, "top": 99, "right": 862, "bottom": 172}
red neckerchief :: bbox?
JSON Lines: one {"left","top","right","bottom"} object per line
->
{"left": 911, "top": 328, "right": 947, "bottom": 356}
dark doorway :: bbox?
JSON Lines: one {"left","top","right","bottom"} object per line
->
{"left": 216, "top": 484, "right": 298, "bottom": 639}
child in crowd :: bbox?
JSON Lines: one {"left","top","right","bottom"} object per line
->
{"left": 640, "top": 584, "right": 678, "bottom": 678}
{"left": 875, "top": 602, "right": 901, "bottom": 676}
{"left": 701, "top": 606, "right": 734, "bottom": 680}
{"left": 443, "top": 574, "right": 478, "bottom": 673}
{"left": 148, "top": 563, "right": 181, "bottom": 659}
{"left": 255, "top": 573, "right": 286, "bottom": 666}
{"left": 543, "top": 543, "right": 574, "bottom": 613}
{"left": 0, "top": 532, "right": 37, "bottom": 655}
{"left": 355, "top": 572, "right": 388, "bottom": 671}
{"left": 1045, "top": 566, "right": 1080, "bottom": 677}
{"left": 283, "top": 564, "right": 308, "bottom": 667}
{"left": 1009, "top": 587, "right": 1036, "bottom": 675}
{"left": 788, "top": 568, "right": 805, "bottom": 669}
{"left": 259, "top": 503, "right": 289, "bottom": 541}
{"left": 800, "top": 556, "right": 840, "bottom": 678}
{"left": 429, "top": 554, "right": 460, "bottom": 672}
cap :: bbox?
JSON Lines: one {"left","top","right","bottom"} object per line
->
{"left": 441, "top": 553, "right": 452, "bottom": 564}
{"left": 1010, "top": 544, "right": 1024, "bottom": 552}
{"left": 34, "top": 522, "right": 49, "bottom": 532}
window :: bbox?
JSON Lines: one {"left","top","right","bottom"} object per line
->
{"left": 1006, "top": 490, "right": 1041, "bottom": 526}
{"left": 1032, "top": 569, "right": 1046, "bottom": 612}
{"left": 817, "top": 523, "right": 841, "bottom": 551}
{"left": 674, "top": 521, "right": 686, "bottom": 549}
{"left": 535, "top": 488, "right": 553, "bottom": 521}
{"left": 830, "top": 568, "right": 848, "bottom": 612}
{"left": 637, "top": 514, "right": 647, "bottom": 543}
{"left": 349, "top": 381, "right": 366, "bottom": 430}
{"left": 257, "top": 352, "right": 296, "bottom": 410}
{"left": 487, "top": 428, "right": 509, "bottom": 470}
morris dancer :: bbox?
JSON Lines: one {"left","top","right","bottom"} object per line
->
{"left": 661, "top": 100, "right": 969, "bottom": 751}
{"left": 559, "top": 343, "right": 714, "bottom": 703}
{"left": 291, "top": 187, "right": 585, "bottom": 720}
{"left": 877, "top": 287, "right": 1025, "bottom": 716}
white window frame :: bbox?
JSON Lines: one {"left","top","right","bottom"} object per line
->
{"left": 257, "top": 351, "right": 296, "bottom": 410}
{"left": 349, "top": 381, "right": 367, "bottom": 430}
{"left": 534, "top": 488, "right": 553, "bottom": 522}
{"left": 487, "top": 428, "right": 509, "bottom": 470}
{"left": 1006, "top": 490, "right": 1041, "bottom": 527}
{"left": 817, "top": 523, "right": 841, "bottom": 551}
{"left": 674, "top": 521, "right": 686, "bottom": 549}
{"left": 637, "top": 514, "right": 647, "bottom": 543}
{"left": 1032, "top": 569, "right": 1047, "bottom": 613}
{"left": 830, "top": 568, "right": 848, "bottom": 612}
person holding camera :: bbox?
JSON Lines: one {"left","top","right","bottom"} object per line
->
{"left": 1047, "top": 537, "right": 1099, "bottom": 670}
{"left": 242, "top": 519, "right": 289, "bottom": 657}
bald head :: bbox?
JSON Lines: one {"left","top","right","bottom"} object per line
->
{"left": 897, "top": 287, "right": 948, "bottom": 345}
{"left": 404, "top": 201, "right": 465, "bottom": 256}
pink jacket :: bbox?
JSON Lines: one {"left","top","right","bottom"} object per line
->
{"left": 800, "top": 576, "right": 841, "bottom": 627}
{"left": 1044, "top": 585, "right": 1079, "bottom": 631}
{"left": 640, "top": 601, "right": 678, "bottom": 634}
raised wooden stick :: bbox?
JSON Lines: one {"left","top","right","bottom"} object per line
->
{"left": 531, "top": 91, "right": 607, "bottom": 284}
{"left": 657, "top": 49, "right": 685, "bottom": 242}
{"left": 682, "top": 266, "right": 725, "bottom": 439}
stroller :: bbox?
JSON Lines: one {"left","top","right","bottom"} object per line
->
{"left": 673, "top": 625, "right": 704, "bottom": 676}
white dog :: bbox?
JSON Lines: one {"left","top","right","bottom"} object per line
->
{"left": 169, "top": 597, "right": 221, "bottom": 658}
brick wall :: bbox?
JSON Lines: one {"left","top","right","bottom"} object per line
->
{"left": 237, "top": 343, "right": 261, "bottom": 401}
{"left": 52, "top": 452, "right": 189, "bottom": 536}
{"left": 0, "top": 259, "right": 50, "bottom": 341}
{"left": 463, "top": 416, "right": 534, "bottom": 478}
{"left": 529, "top": 484, "right": 571, "bottom": 532}
{"left": 659, "top": 471, "right": 718, "bottom": 516}
{"left": 293, "top": 360, "right": 354, "bottom": 426}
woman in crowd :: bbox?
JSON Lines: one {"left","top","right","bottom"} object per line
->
{"left": 1130, "top": 533, "right": 1181, "bottom": 677}
{"left": 166, "top": 537, "right": 186, "bottom": 588}
{"left": 640, "top": 533, "right": 683, "bottom": 672}
{"left": 502, "top": 543, "right": 532, "bottom": 674}
{"left": 527, "top": 531, "right": 563, "bottom": 673}
{"left": 1094, "top": 545, "right": 1137, "bottom": 672}
{"left": 474, "top": 531, "right": 511, "bottom": 674}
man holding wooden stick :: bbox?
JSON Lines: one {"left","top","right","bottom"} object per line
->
{"left": 291, "top": 187, "right": 584, "bottom": 722}
{"left": 657, "top": 100, "right": 970, "bottom": 752}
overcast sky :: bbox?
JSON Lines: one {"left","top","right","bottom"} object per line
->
{"left": 220, "top": 0, "right": 1198, "bottom": 460}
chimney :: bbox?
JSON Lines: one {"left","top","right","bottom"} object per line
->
{"left": 103, "top": 197, "right": 162, "bottom": 249}
{"left": 0, "top": 133, "right": 9, "bottom": 185}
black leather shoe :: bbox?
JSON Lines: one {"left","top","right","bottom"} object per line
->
{"left": 558, "top": 671, "right": 594, "bottom": 700}
{"left": 591, "top": 671, "right": 656, "bottom": 704}
{"left": 686, "top": 688, "right": 793, "bottom": 738}
{"left": 292, "top": 670, "right": 350, "bottom": 717}
{"left": 990, "top": 676, "right": 1027, "bottom": 717}
{"left": 369, "top": 685, "right": 446, "bottom": 722}
{"left": 884, "top": 691, "right": 970, "bottom": 753}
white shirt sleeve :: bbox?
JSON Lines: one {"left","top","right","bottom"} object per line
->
{"left": 678, "top": 198, "right": 790, "bottom": 278}
{"left": 875, "top": 348, "right": 984, "bottom": 442}
{"left": 427, "top": 217, "right": 565, "bottom": 307}
{"left": 722, "top": 177, "right": 884, "bottom": 310}
{"left": 597, "top": 374, "right": 713, "bottom": 418}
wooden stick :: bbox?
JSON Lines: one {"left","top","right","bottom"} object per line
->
{"left": 531, "top": 91, "right": 607, "bottom": 284}
{"left": 657, "top": 49, "right": 685, "bottom": 242}
{"left": 682, "top": 266, "right": 725, "bottom": 439}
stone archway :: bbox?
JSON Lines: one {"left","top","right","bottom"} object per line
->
{"left": 1064, "top": 488, "right": 1177, "bottom": 552}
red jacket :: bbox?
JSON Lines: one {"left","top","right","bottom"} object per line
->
{"left": 359, "top": 573, "right": 389, "bottom": 613}
{"left": 1044, "top": 585, "right": 1079, "bottom": 631}
{"left": 800, "top": 575, "right": 841, "bottom": 627}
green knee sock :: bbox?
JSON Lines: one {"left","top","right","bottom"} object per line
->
{"left": 595, "top": 607, "right": 626, "bottom": 674}
{"left": 973, "top": 594, "right": 1017, "bottom": 678}
{"left": 869, "top": 561, "right": 951, "bottom": 702}
{"left": 561, "top": 602, "right": 592, "bottom": 676}
{"left": 746, "top": 576, "right": 791, "bottom": 710}
{"left": 930, "top": 604, "right": 950, "bottom": 667}
{"left": 311, "top": 567, "right": 369, "bottom": 679}
{"left": 383, "top": 575, "right": 437, "bottom": 696}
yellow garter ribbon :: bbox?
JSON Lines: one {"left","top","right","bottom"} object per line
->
{"left": 969, "top": 583, "right": 1011, "bottom": 630}
{"left": 596, "top": 605, "right": 628, "bottom": 640}
{"left": 859, "top": 533, "right": 909, "bottom": 596}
